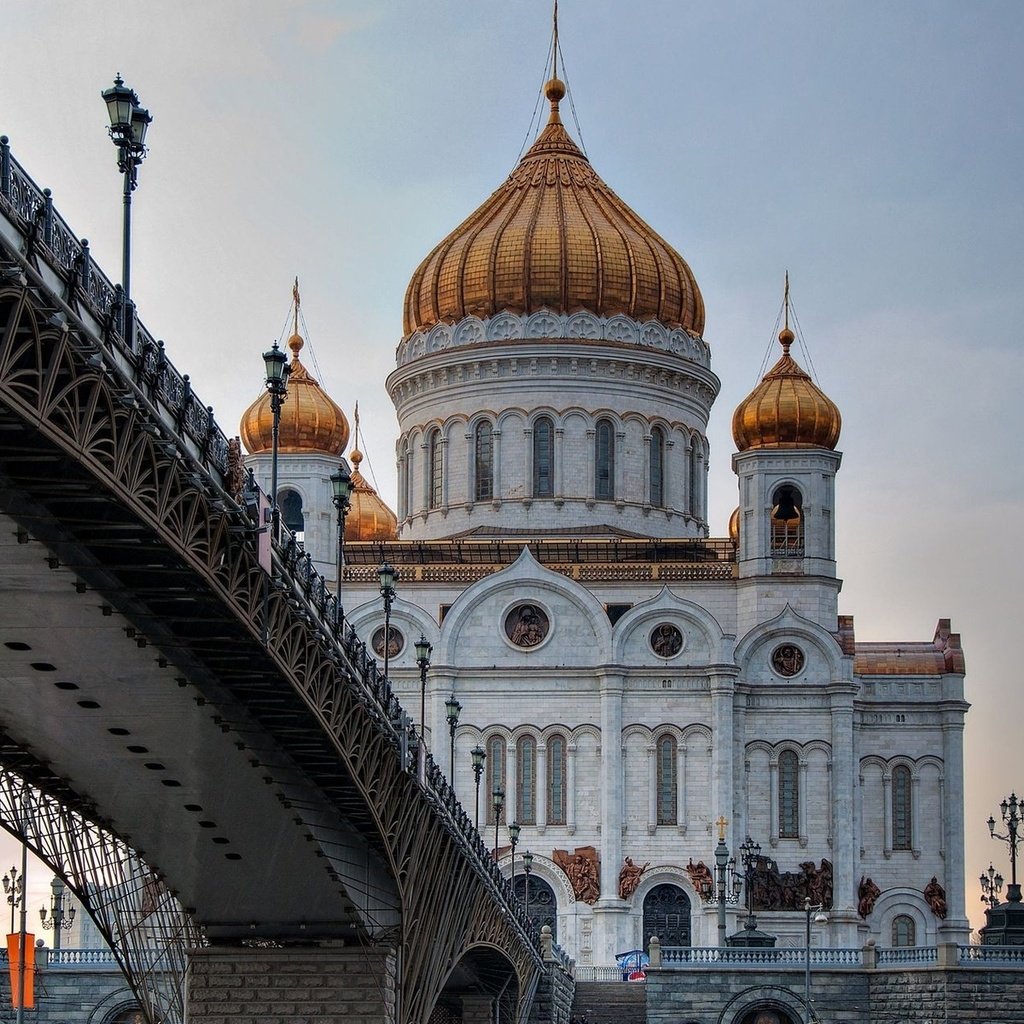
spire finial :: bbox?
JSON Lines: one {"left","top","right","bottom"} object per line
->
{"left": 553, "top": 0, "right": 559, "bottom": 81}
{"left": 354, "top": 400, "right": 360, "bottom": 448}
{"left": 544, "top": 2, "right": 566, "bottom": 120}
{"left": 779, "top": 271, "right": 794, "bottom": 352}
{"left": 292, "top": 276, "right": 300, "bottom": 338}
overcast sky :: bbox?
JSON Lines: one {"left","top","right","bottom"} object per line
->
{"left": 1, "top": 0, "right": 1021, "bottom": 937}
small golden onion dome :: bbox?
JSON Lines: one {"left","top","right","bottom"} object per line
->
{"left": 728, "top": 506, "right": 740, "bottom": 542}
{"left": 732, "top": 329, "right": 841, "bottom": 452}
{"left": 345, "top": 450, "right": 398, "bottom": 542}
{"left": 240, "top": 334, "right": 350, "bottom": 455}
{"left": 403, "top": 79, "right": 704, "bottom": 338}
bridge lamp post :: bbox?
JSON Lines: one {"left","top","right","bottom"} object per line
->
{"left": 803, "top": 896, "right": 828, "bottom": 1024}
{"left": 378, "top": 562, "right": 398, "bottom": 679}
{"left": 262, "top": 341, "right": 290, "bottom": 542}
{"left": 712, "top": 816, "right": 732, "bottom": 947}
{"left": 522, "top": 850, "right": 533, "bottom": 921}
{"left": 989, "top": 792, "right": 1022, "bottom": 902}
{"left": 471, "top": 744, "right": 486, "bottom": 830}
{"left": 2, "top": 864, "right": 23, "bottom": 933}
{"left": 445, "top": 695, "right": 462, "bottom": 779}
{"left": 981, "top": 863, "right": 1004, "bottom": 910}
{"left": 329, "top": 459, "right": 352, "bottom": 625}
{"left": 100, "top": 74, "right": 151, "bottom": 342}
{"left": 508, "top": 821, "right": 521, "bottom": 887}
{"left": 492, "top": 784, "right": 505, "bottom": 860}
{"left": 414, "top": 634, "right": 432, "bottom": 744}
{"left": 39, "top": 877, "right": 76, "bottom": 952}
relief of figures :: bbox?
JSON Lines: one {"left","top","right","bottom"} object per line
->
{"left": 618, "top": 856, "right": 649, "bottom": 900}
{"left": 857, "top": 876, "right": 881, "bottom": 918}
{"left": 505, "top": 604, "right": 550, "bottom": 648}
{"left": 924, "top": 876, "right": 947, "bottom": 919}
{"left": 685, "top": 859, "right": 715, "bottom": 902}
{"left": 747, "top": 854, "right": 833, "bottom": 910}
{"left": 553, "top": 845, "right": 600, "bottom": 904}
{"left": 371, "top": 626, "right": 404, "bottom": 658}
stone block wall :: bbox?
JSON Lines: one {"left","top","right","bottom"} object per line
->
{"left": 187, "top": 946, "right": 396, "bottom": 1024}
{"left": 529, "top": 962, "right": 575, "bottom": 1024}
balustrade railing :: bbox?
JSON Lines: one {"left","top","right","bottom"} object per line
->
{"left": 661, "top": 946, "right": 863, "bottom": 967}
{"left": 959, "top": 944, "right": 1024, "bottom": 965}
{"left": 0, "top": 134, "right": 541, "bottom": 963}
{"left": 875, "top": 945, "right": 937, "bottom": 966}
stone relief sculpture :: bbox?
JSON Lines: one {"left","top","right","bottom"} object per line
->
{"left": 858, "top": 876, "right": 882, "bottom": 918}
{"left": 771, "top": 643, "right": 805, "bottom": 677}
{"left": 618, "top": 857, "right": 650, "bottom": 900}
{"left": 553, "top": 846, "right": 600, "bottom": 904}
{"left": 924, "top": 876, "right": 947, "bottom": 919}
{"left": 505, "top": 604, "right": 549, "bottom": 648}
{"left": 685, "top": 858, "right": 715, "bottom": 901}
{"left": 650, "top": 623, "right": 683, "bottom": 658}
{"left": 748, "top": 855, "right": 833, "bottom": 910}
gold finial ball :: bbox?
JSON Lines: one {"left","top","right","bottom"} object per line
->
{"left": 778, "top": 327, "right": 795, "bottom": 348}
{"left": 545, "top": 77, "right": 566, "bottom": 103}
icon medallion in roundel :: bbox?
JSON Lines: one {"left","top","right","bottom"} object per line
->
{"left": 771, "top": 643, "right": 805, "bottom": 677}
{"left": 650, "top": 623, "right": 683, "bottom": 658}
{"left": 504, "top": 604, "right": 550, "bottom": 648}
{"left": 372, "top": 626, "right": 405, "bottom": 658}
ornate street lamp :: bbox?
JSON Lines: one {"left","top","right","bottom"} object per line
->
{"left": 329, "top": 459, "right": 352, "bottom": 624}
{"left": 738, "top": 835, "right": 762, "bottom": 927}
{"left": 989, "top": 792, "right": 1022, "bottom": 902}
{"left": 713, "top": 816, "right": 731, "bottom": 947}
{"left": 377, "top": 563, "right": 398, "bottom": 678}
{"left": 262, "top": 341, "right": 290, "bottom": 542}
{"left": 508, "top": 820, "right": 521, "bottom": 887}
{"left": 445, "top": 694, "right": 462, "bottom": 780}
{"left": 101, "top": 74, "right": 151, "bottom": 344}
{"left": 414, "top": 634, "right": 432, "bottom": 742}
{"left": 522, "top": 849, "right": 533, "bottom": 921}
{"left": 39, "top": 877, "right": 76, "bottom": 952}
{"left": 493, "top": 784, "right": 505, "bottom": 860}
{"left": 2, "top": 864, "right": 23, "bottom": 934}
{"left": 471, "top": 744, "right": 486, "bottom": 830}
{"left": 803, "top": 896, "right": 829, "bottom": 1024}
{"left": 981, "top": 863, "right": 1004, "bottom": 910}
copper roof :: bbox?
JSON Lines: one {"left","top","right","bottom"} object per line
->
{"left": 853, "top": 619, "right": 965, "bottom": 676}
{"left": 402, "top": 78, "right": 704, "bottom": 338}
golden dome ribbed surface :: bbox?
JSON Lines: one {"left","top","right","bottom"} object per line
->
{"left": 732, "top": 329, "right": 841, "bottom": 452}
{"left": 403, "top": 79, "right": 704, "bottom": 338}
{"left": 240, "top": 334, "right": 350, "bottom": 456}
{"left": 345, "top": 450, "right": 398, "bottom": 541}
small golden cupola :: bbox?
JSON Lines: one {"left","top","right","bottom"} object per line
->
{"left": 732, "top": 287, "right": 841, "bottom": 452}
{"left": 240, "top": 282, "right": 350, "bottom": 456}
{"left": 344, "top": 406, "right": 398, "bottom": 542}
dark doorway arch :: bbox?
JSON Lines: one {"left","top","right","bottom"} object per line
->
{"left": 642, "top": 883, "right": 691, "bottom": 947}
{"left": 514, "top": 873, "right": 557, "bottom": 942}
{"left": 280, "top": 488, "right": 304, "bottom": 537}
{"left": 738, "top": 1009, "right": 799, "bottom": 1024}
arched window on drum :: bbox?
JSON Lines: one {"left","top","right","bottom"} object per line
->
{"left": 474, "top": 420, "right": 493, "bottom": 502}
{"left": 771, "top": 484, "right": 804, "bottom": 556}
{"left": 650, "top": 426, "right": 665, "bottom": 507}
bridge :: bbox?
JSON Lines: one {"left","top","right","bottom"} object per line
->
{"left": 0, "top": 137, "right": 554, "bottom": 1024}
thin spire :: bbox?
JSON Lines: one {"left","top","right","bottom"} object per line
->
{"left": 783, "top": 270, "right": 790, "bottom": 332}
{"left": 353, "top": 400, "right": 360, "bottom": 449}
{"left": 553, "top": 0, "right": 559, "bottom": 79}
{"left": 292, "top": 276, "right": 300, "bottom": 337}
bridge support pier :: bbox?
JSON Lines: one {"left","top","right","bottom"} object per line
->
{"left": 188, "top": 946, "right": 396, "bottom": 1023}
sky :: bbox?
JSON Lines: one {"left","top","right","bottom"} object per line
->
{"left": 1, "top": 0, "right": 1021, "bottom": 938}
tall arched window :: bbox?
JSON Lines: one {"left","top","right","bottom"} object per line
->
{"left": 657, "top": 735, "right": 677, "bottom": 825}
{"left": 517, "top": 736, "right": 537, "bottom": 824}
{"left": 533, "top": 417, "right": 554, "bottom": 497}
{"left": 280, "top": 489, "right": 304, "bottom": 538}
{"left": 595, "top": 419, "right": 615, "bottom": 500}
{"left": 547, "top": 733, "right": 567, "bottom": 826}
{"left": 650, "top": 426, "right": 665, "bottom": 507}
{"left": 771, "top": 484, "right": 804, "bottom": 556}
{"left": 428, "top": 428, "right": 443, "bottom": 510}
{"left": 474, "top": 420, "right": 493, "bottom": 501}
{"left": 778, "top": 750, "right": 800, "bottom": 839}
{"left": 486, "top": 735, "right": 505, "bottom": 825}
{"left": 892, "top": 765, "right": 912, "bottom": 850}
{"left": 892, "top": 914, "right": 916, "bottom": 947}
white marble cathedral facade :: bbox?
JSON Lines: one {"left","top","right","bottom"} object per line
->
{"left": 241, "top": 72, "right": 970, "bottom": 968}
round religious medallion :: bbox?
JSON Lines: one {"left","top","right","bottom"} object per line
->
{"left": 649, "top": 623, "right": 683, "bottom": 658}
{"left": 771, "top": 643, "right": 805, "bottom": 677}
{"left": 371, "top": 625, "right": 404, "bottom": 659}
{"left": 504, "top": 603, "right": 550, "bottom": 648}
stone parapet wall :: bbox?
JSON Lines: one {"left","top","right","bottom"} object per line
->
{"left": 187, "top": 947, "right": 396, "bottom": 1024}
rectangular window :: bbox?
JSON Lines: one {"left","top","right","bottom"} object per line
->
{"left": 657, "top": 737, "right": 677, "bottom": 825}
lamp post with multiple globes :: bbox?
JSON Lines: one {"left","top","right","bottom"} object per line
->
{"left": 980, "top": 863, "right": 1004, "bottom": 910}
{"left": 988, "top": 792, "right": 1022, "bottom": 902}
{"left": 803, "top": 896, "right": 829, "bottom": 1024}
{"left": 471, "top": 745, "right": 486, "bottom": 830}
{"left": 40, "top": 876, "right": 76, "bottom": 952}
{"left": 261, "top": 342, "right": 290, "bottom": 541}
{"left": 377, "top": 563, "right": 398, "bottom": 679}
{"left": 329, "top": 459, "right": 352, "bottom": 624}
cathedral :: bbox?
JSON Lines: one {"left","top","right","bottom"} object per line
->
{"left": 239, "top": 65, "right": 969, "bottom": 969}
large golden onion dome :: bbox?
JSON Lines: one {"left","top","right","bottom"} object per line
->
{"left": 732, "top": 327, "right": 841, "bottom": 452}
{"left": 345, "top": 450, "right": 398, "bottom": 541}
{"left": 403, "top": 78, "right": 704, "bottom": 338}
{"left": 240, "top": 333, "right": 350, "bottom": 455}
